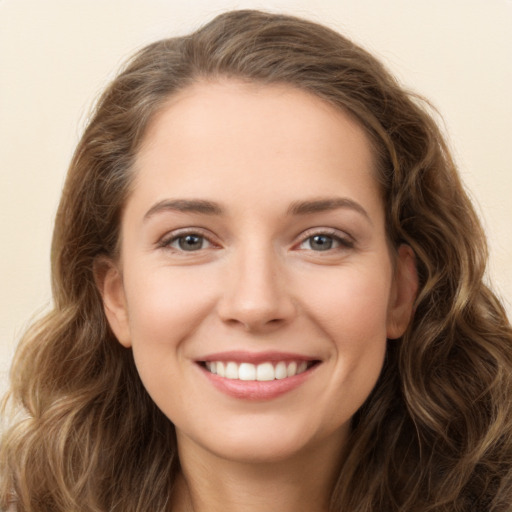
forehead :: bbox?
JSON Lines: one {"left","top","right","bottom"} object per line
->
{"left": 130, "top": 80, "right": 381, "bottom": 219}
{"left": 140, "top": 79, "right": 372, "bottom": 157}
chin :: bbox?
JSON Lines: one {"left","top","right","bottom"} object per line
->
{"left": 176, "top": 414, "right": 349, "bottom": 466}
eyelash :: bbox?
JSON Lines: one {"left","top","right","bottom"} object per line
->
{"left": 157, "top": 228, "right": 354, "bottom": 253}
{"left": 157, "top": 228, "right": 216, "bottom": 252}
{"left": 297, "top": 229, "right": 354, "bottom": 252}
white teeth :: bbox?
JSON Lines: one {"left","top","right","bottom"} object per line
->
{"left": 287, "top": 361, "right": 297, "bottom": 377}
{"left": 275, "top": 361, "right": 288, "bottom": 380}
{"left": 256, "top": 362, "right": 275, "bottom": 381}
{"left": 204, "top": 360, "right": 312, "bottom": 381}
{"left": 238, "top": 362, "right": 256, "bottom": 381}
{"left": 225, "top": 362, "right": 238, "bottom": 379}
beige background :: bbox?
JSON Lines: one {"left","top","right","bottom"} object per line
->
{"left": 1, "top": 0, "right": 511, "bottom": 396}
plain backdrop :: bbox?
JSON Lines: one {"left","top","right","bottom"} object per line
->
{"left": 1, "top": 0, "right": 511, "bottom": 396}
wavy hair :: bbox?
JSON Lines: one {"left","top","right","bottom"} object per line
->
{"left": 2, "top": 10, "right": 511, "bottom": 512}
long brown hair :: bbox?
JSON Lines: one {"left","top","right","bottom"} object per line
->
{"left": 2, "top": 10, "right": 511, "bottom": 511}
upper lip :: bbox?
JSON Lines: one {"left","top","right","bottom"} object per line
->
{"left": 197, "top": 350, "right": 320, "bottom": 365}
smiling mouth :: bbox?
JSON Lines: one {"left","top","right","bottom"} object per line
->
{"left": 200, "top": 360, "right": 319, "bottom": 381}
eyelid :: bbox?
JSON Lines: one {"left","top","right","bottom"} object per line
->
{"left": 293, "top": 227, "right": 355, "bottom": 250}
{"left": 156, "top": 226, "right": 354, "bottom": 252}
{"left": 157, "top": 227, "right": 220, "bottom": 250}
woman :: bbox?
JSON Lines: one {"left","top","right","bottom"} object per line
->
{"left": 1, "top": 9, "right": 511, "bottom": 512}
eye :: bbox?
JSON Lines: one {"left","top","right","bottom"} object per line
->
{"left": 162, "top": 232, "right": 213, "bottom": 252}
{"left": 298, "top": 232, "right": 353, "bottom": 252}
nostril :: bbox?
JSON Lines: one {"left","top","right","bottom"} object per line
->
{"left": 223, "top": 315, "right": 289, "bottom": 332}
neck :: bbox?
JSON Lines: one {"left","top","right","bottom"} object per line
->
{"left": 171, "top": 433, "right": 345, "bottom": 512}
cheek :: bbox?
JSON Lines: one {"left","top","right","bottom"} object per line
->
{"left": 297, "top": 264, "right": 391, "bottom": 407}
{"left": 300, "top": 263, "right": 393, "bottom": 341}
{"left": 123, "top": 264, "right": 218, "bottom": 359}
{"left": 121, "top": 264, "right": 222, "bottom": 413}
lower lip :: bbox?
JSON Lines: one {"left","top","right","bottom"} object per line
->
{"left": 198, "top": 364, "right": 317, "bottom": 401}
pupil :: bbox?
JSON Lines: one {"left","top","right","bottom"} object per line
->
{"left": 179, "top": 235, "right": 202, "bottom": 251}
{"left": 311, "top": 235, "right": 332, "bottom": 251}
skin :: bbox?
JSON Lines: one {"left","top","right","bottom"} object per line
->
{"left": 99, "top": 80, "right": 417, "bottom": 512}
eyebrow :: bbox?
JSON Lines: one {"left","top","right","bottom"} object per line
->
{"left": 143, "top": 196, "right": 371, "bottom": 223}
{"left": 287, "top": 197, "right": 372, "bottom": 223}
{"left": 143, "top": 199, "right": 224, "bottom": 221}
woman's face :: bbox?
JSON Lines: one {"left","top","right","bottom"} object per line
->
{"left": 100, "top": 80, "right": 417, "bottom": 464}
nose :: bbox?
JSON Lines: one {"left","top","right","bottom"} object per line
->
{"left": 217, "top": 244, "right": 296, "bottom": 332}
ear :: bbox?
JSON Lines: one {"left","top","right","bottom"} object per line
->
{"left": 94, "top": 256, "right": 132, "bottom": 347}
{"left": 386, "top": 244, "right": 419, "bottom": 340}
